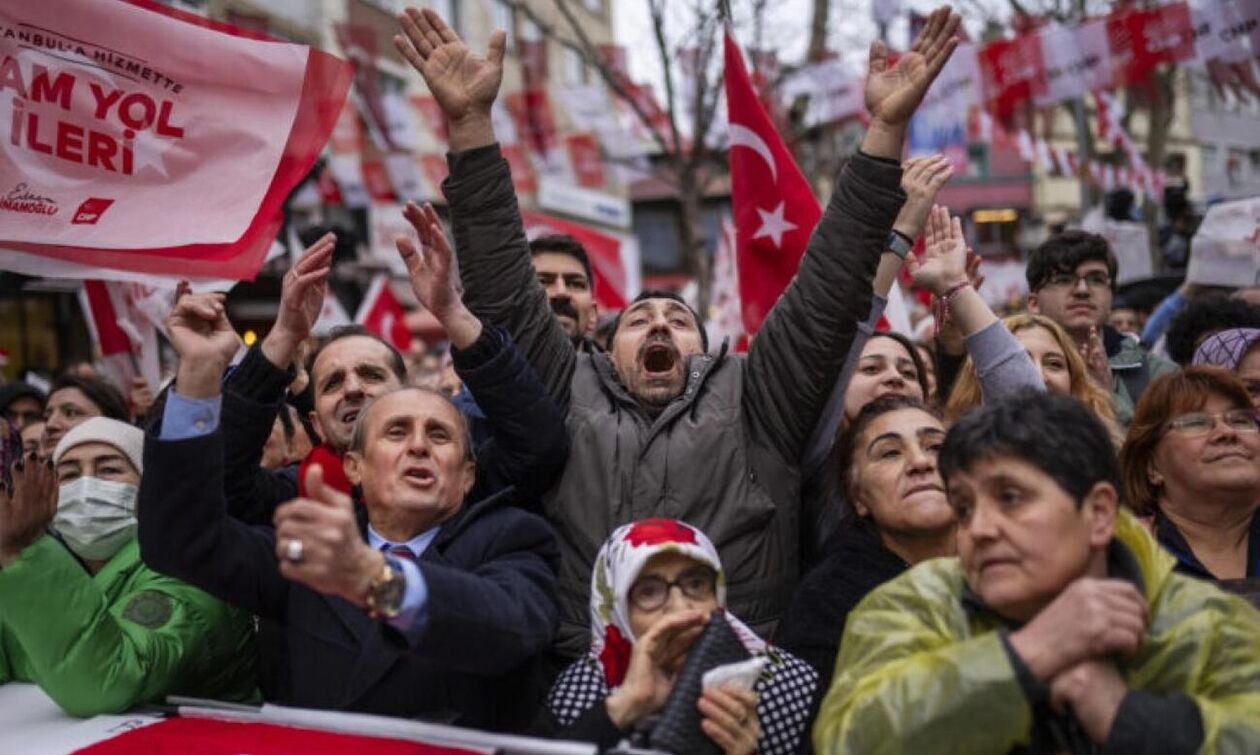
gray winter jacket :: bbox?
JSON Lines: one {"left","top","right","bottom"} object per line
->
{"left": 443, "top": 144, "right": 906, "bottom": 657}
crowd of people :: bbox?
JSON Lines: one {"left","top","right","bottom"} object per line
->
{"left": 1, "top": 5, "right": 1259, "bottom": 754}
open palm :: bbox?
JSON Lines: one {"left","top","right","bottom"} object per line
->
{"left": 908, "top": 205, "right": 968, "bottom": 295}
{"left": 864, "top": 6, "right": 961, "bottom": 125}
{"left": 395, "top": 7, "right": 504, "bottom": 123}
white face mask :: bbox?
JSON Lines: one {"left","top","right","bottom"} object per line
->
{"left": 54, "top": 476, "right": 138, "bottom": 561}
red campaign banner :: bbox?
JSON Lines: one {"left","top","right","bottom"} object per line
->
{"left": 360, "top": 159, "right": 397, "bottom": 202}
{"left": 597, "top": 43, "right": 631, "bottom": 87}
{"left": 0, "top": 0, "right": 352, "bottom": 282}
{"left": 622, "top": 82, "right": 672, "bottom": 135}
{"left": 409, "top": 95, "right": 449, "bottom": 143}
{"left": 78, "top": 717, "right": 482, "bottom": 755}
{"left": 500, "top": 144, "right": 537, "bottom": 195}
{"left": 565, "top": 132, "right": 605, "bottom": 188}
{"left": 518, "top": 39, "right": 548, "bottom": 91}
{"left": 1106, "top": 3, "right": 1195, "bottom": 85}
{"left": 978, "top": 35, "right": 1047, "bottom": 119}
{"left": 419, "top": 153, "right": 449, "bottom": 193}
{"left": 504, "top": 89, "right": 558, "bottom": 156}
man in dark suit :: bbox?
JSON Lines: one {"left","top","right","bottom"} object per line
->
{"left": 138, "top": 233, "right": 563, "bottom": 730}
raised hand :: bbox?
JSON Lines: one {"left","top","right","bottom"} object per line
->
{"left": 400, "top": 202, "right": 483, "bottom": 349}
{"left": 167, "top": 282, "right": 239, "bottom": 367}
{"left": 907, "top": 205, "right": 969, "bottom": 296}
{"left": 604, "top": 609, "right": 708, "bottom": 729}
{"left": 274, "top": 464, "right": 383, "bottom": 606}
{"left": 129, "top": 376, "right": 155, "bottom": 421}
{"left": 864, "top": 6, "right": 961, "bottom": 126}
{"left": 0, "top": 451, "right": 57, "bottom": 567}
{"left": 1081, "top": 326, "right": 1114, "bottom": 391}
{"left": 894, "top": 155, "right": 954, "bottom": 241}
{"left": 261, "top": 233, "right": 335, "bottom": 369}
{"left": 395, "top": 7, "right": 504, "bottom": 141}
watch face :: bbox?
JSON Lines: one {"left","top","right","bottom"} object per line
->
{"left": 371, "top": 560, "right": 406, "bottom": 618}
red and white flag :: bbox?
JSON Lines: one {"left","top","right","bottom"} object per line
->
{"left": 0, "top": 0, "right": 351, "bottom": 282}
{"left": 355, "top": 276, "right": 412, "bottom": 352}
{"left": 78, "top": 280, "right": 164, "bottom": 395}
{"left": 724, "top": 29, "right": 821, "bottom": 337}
{"left": 521, "top": 211, "right": 641, "bottom": 311}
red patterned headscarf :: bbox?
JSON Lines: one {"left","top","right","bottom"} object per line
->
{"left": 587, "top": 518, "right": 764, "bottom": 688}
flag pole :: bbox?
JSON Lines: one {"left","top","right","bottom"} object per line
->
{"left": 717, "top": 0, "right": 731, "bottom": 24}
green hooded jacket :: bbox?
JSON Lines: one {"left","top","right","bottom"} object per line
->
{"left": 813, "top": 511, "right": 1260, "bottom": 754}
{"left": 0, "top": 535, "right": 257, "bottom": 716}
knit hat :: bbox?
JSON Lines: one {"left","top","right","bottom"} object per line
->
{"left": 1192, "top": 328, "right": 1260, "bottom": 371}
{"left": 53, "top": 417, "right": 144, "bottom": 474}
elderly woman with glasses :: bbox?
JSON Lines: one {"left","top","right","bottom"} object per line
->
{"left": 1120, "top": 366, "right": 1260, "bottom": 580}
{"left": 541, "top": 518, "right": 818, "bottom": 755}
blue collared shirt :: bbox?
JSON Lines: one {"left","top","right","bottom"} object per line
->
{"left": 160, "top": 391, "right": 222, "bottom": 439}
{"left": 366, "top": 525, "right": 438, "bottom": 642}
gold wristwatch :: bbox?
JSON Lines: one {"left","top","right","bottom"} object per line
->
{"left": 365, "top": 555, "right": 406, "bottom": 619}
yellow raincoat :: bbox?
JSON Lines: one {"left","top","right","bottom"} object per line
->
{"left": 813, "top": 511, "right": 1260, "bottom": 754}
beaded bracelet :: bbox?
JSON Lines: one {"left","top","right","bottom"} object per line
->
{"left": 933, "top": 281, "right": 971, "bottom": 338}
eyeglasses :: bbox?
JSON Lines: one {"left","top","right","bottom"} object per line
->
{"left": 1166, "top": 409, "right": 1259, "bottom": 437}
{"left": 1043, "top": 271, "right": 1112, "bottom": 290}
{"left": 628, "top": 567, "right": 717, "bottom": 611}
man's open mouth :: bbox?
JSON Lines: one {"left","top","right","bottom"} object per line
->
{"left": 339, "top": 407, "right": 361, "bottom": 425}
{"left": 643, "top": 343, "right": 677, "bottom": 375}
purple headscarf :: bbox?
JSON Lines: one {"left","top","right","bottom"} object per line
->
{"left": 1192, "top": 328, "right": 1260, "bottom": 371}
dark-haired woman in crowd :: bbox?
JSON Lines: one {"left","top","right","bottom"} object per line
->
{"left": 42, "top": 374, "right": 130, "bottom": 451}
{"left": 781, "top": 206, "right": 1046, "bottom": 686}
{"left": 1120, "top": 366, "right": 1260, "bottom": 580}
{"left": 779, "top": 396, "right": 953, "bottom": 691}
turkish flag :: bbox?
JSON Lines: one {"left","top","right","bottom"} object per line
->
{"left": 724, "top": 29, "right": 821, "bottom": 337}
{"left": 978, "top": 35, "right": 1047, "bottom": 119}
{"left": 1106, "top": 3, "right": 1195, "bottom": 85}
{"left": 360, "top": 160, "right": 397, "bottom": 202}
{"left": 521, "top": 210, "right": 640, "bottom": 311}
{"left": 356, "top": 276, "right": 412, "bottom": 352}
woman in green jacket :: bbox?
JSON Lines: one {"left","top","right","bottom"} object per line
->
{"left": 0, "top": 417, "right": 256, "bottom": 716}
{"left": 814, "top": 393, "right": 1260, "bottom": 755}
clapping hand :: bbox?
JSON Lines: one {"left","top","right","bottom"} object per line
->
{"left": 399, "top": 202, "right": 483, "bottom": 349}
{"left": 907, "top": 205, "right": 969, "bottom": 297}
{"left": 895, "top": 155, "right": 954, "bottom": 242}
{"left": 0, "top": 451, "right": 56, "bottom": 567}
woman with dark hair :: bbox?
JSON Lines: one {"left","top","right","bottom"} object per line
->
{"left": 43, "top": 374, "right": 130, "bottom": 451}
{"left": 1119, "top": 366, "right": 1260, "bottom": 580}
{"left": 779, "top": 396, "right": 954, "bottom": 690}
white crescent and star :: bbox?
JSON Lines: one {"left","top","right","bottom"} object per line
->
{"left": 728, "top": 124, "right": 778, "bottom": 183}
{"left": 751, "top": 201, "right": 798, "bottom": 247}
{"left": 729, "top": 122, "right": 797, "bottom": 249}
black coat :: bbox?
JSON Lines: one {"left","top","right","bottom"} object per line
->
{"left": 138, "top": 428, "right": 560, "bottom": 730}
{"left": 776, "top": 518, "right": 908, "bottom": 692}
{"left": 220, "top": 325, "right": 568, "bottom": 525}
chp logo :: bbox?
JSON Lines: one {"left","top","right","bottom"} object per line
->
{"left": 72, "top": 198, "right": 116, "bottom": 225}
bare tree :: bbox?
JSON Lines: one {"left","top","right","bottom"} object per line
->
{"left": 508, "top": 0, "right": 729, "bottom": 316}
